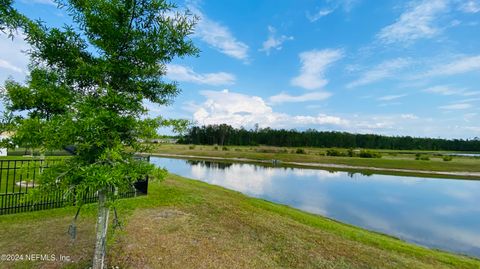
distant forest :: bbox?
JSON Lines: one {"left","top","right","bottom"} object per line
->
{"left": 179, "top": 124, "right": 480, "bottom": 151}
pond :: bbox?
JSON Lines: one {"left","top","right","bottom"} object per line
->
{"left": 446, "top": 153, "right": 480, "bottom": 157}
{"left": 151, "top": 157, "right": 480, "bottom": 258}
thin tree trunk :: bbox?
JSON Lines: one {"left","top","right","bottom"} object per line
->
{"left": 92, "top": 189, "right": 109, "bottom": 269}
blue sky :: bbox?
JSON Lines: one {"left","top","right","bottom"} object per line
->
{"left": 1, "top": 0, "right": 480, "bottom": 138}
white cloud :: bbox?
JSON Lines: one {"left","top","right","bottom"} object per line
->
{"left": 424, "top": 55, "right": 480, "bottom": 76}
{"left": 291, "top": 49, "right": 343, "bottom": 90}
{"left": 465, "top": 126, "right": 480, "bottom": 132}
{"left": 193, "top": 90, "right": 280, "bottom": 128}
{"left": 423, "top": 85, "right": 480, "bottom": 96}
{"left": 0, "top": 59, "right": 23, "bottom": 73}
{"left": 449, "top": 19, "right": 461, "bottom": 27}
{"left": 306, "top": 9, "right": 334, "bottom": 22}
{"left": 347, "top": 58, "right": 410, "bottom": 88}
{"left": 377, "top": 0, "right": 448, "bottom": 44}
{"left": 377, "top": 94, "right": 407, "bottom": 101}
{"left": 339, "top": 0, "right": 362, "bottom": 12}
{"left": 458, "top": 97, "right": 480, "bottom": 103}
{"left": 306, "top": 0, "right": 361, "bottom": 21}
{"left": 293, "top": 114, "right": 349, "bottom": 126}
{"left": 192, "top": 89, "right": 347, "bottom": 128}
{"left": 439, "top": 103, "right": 472, "bottom": 110}
{"left": 259, "top": 26, "right": 293, "bottom": 55}
{"left": 378, "top": 102, "right": 402, "bottom": 107}
{"left": 190, "top": 6, "right": 249, "bottom": 62}
{"left": 424, "top": 85, "right": 460, "bottom": 95}
{"left": 21, "top": 0, "right": 55, "bottom": 5}
{"left": 459, "top": 0, "right": 480, "bottom": 13}
{"left": 166, "top": 64, "right": 235, "bottom": 86}
{"left": 269, "top": 91, "right": 332, "bottom": 104}
{"left": 183, "top": 90, "right": 480, "bottom": 138}
{"left": 0, "top": 33, "right": 30, "bottom": 83}
{"left": 401, "top": 114, "right": 419, "bottom": 119}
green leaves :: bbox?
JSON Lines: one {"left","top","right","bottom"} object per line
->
{"left": 2, "top": 0, "right": 197, "bottom": 200}
{"left": 0, "top": 0, "right": 25, "bottom": 37}
{"left": 11, "top": 117, "right": 45, "bottom": 152}
{"left": 161, "top": 118, "right": 192, "bottom": 137}
{"left": 3, "top": 68, "right": 73, "bottom": 119}
{"left": 31, "top": 154, "right": 166, "bottom": 205}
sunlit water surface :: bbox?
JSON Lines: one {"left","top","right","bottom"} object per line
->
{"left": 151, "top": 157, "right": 480, "bottom": 258}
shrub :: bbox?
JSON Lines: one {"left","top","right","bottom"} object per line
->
{"left": 256, "top": 148, "right": 280, "bottom": 153}
{"left": 214, "top": 146, "right": 218, "bottom": 150}
{"left": 442, "top": 155, "right": 453, "bottom": 161}
{"left": 188, "top": 145, "right": 195, "bottom": 150}
{"left": 296, "top": 148, "right": 306, "bottom": 154}
{"left": 234, "top": 148, "right": 242, "bottom": 152}
{"left": 415, "top": 153, "right": 430, "bottom": 161}
{"left": 358, "top": 150, "right": 382, "bottom": 158}
{"left": 222, "top": 146, "right": 229, "bottom": 151}
{"left": 326, "top": 149, "right": 344, "bottom": 157}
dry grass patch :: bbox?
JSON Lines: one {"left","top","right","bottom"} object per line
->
{"left": 0, "top": 210, "right": 96, "bottom": 269}
{"left": 109, "top": 207, "right": 276, "bottom": 268}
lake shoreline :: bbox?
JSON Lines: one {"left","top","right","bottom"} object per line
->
{"left": 2, "top": 174, "right": 479, "bottom": 268}
{"left": 145, "top": 152, "right": 480, "bottom": 180}
{"left": 153, "top": 157, "right": 480, "bottom": 258}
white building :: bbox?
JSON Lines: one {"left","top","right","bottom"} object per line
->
{"left": 0, "top": 132, "right": 13, "bottom": 156}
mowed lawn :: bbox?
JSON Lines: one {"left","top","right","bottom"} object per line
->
{"left": 0, "top": 157, "right": 65, "bottom": 209}
{"left": 0, "top": 174, "right": 479, "bottom": 269}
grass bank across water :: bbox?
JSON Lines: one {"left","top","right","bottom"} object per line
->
{"left": 147, "top": 144, "right": 480, "bottom": 180}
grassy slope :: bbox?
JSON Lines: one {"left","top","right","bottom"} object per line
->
{"left": 0, "top": 175, "right": 479, "bottom": 268}
{"left": 150, "top": 144, "right": 480, "bottom": 176}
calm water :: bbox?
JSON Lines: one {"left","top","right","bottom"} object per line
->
{"left": 151, "top": 157, "right": 480, "bottom": 258}
{"left": 446, "top": 153, "right": 480, "bottom": 157}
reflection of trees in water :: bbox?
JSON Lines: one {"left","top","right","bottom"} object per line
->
{"left": 186, "top": 160, "right": 233, "bottom": 170}
{"left": 184, "top": 160, "right": 373, "bottom": 178}
{"left": 347, "top": 171, "right": 373, "bottom": 178}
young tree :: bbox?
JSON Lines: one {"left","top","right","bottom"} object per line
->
{"left": 1, "top": 1, "right": 198, "bottom": 268}
{"left": 161, "top": 118, "right": 192, "bottom": 137}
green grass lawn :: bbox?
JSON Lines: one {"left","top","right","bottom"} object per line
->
{"left": 148, "top": 144, "right": 480, "bottom": 179}
{"left": 0, "top": 174, "right": 479, "bottom": 268}
{"left": 0, "top": 158, "right": 42, "bottom": 192}
{"left": 0, "top": 157, "right": 67, "bottom": 210}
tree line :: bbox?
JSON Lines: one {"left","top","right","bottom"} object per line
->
{"left": 179, "top": 124, "right": 480, "bottom": 151}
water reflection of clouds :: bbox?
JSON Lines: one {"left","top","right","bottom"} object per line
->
{"left": 344, "top": 206, "right": 480, "bottom": 256}
{"left": 152, "top": 157, "right": 480, "bottom": 258}
{"left": 442, "top": 188, "right": 478, "bottom": 201}
{"left": 402, "top": 215, "right": 480, "bottom": 255}
{"left": 344, "top": 205, "right": 393, "bottom": 232}
{"left": 190, "top": 163, "right": 276, "bottom": 196}
{"left": 295, "top": 192, "right": 329, "bottom": 216}
{"left": 432, "top": 205, "right": 480, "bottom": 216}
{"left": 380, "top": 195, "right": 404, "bottom": 205}
{"left": 426, "top": 222, "right": 480, "bottom": 253}
{"left": 291, "top": 169, "right": 343, "bottom": 179}
{"left": 189, "top": 162, "right": 332, "bottom": 215}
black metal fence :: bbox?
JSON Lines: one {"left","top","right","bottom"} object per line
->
{"left": 0, "top": 158, "right": 148, "bottom": 215}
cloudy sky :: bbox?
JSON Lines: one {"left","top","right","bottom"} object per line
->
{"left": 1, "top": 0, "right": 480, "bottom": 138}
